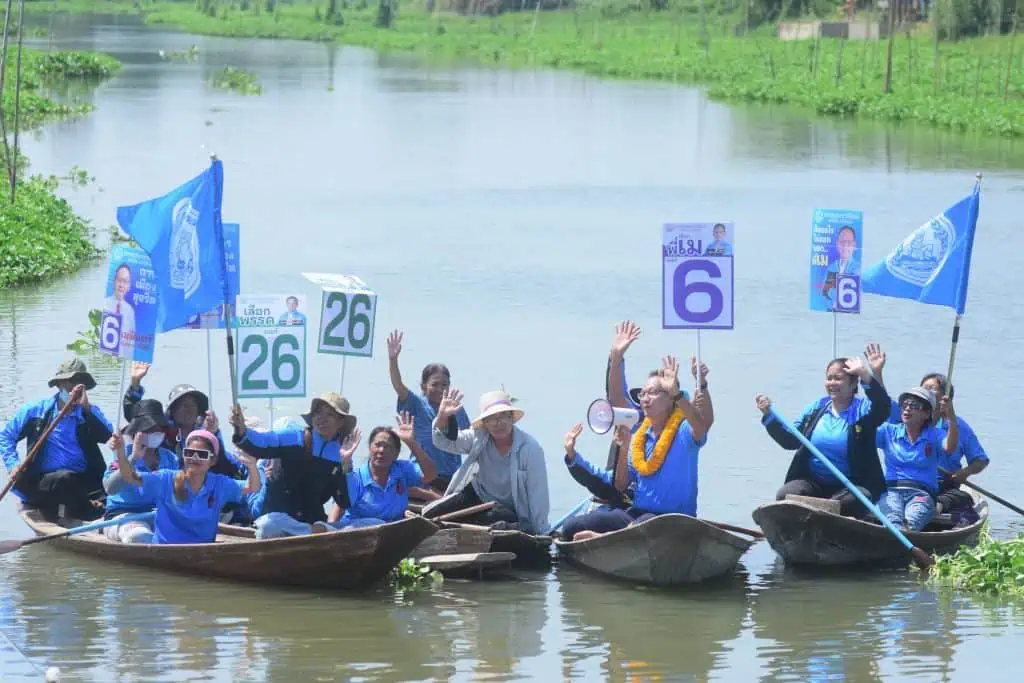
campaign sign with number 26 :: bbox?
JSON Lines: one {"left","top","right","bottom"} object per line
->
{"left": 662, "top": 222, "right": 735, "bottom": 330}
{"left": 235, "top": 294, "right": 307, "bottom": 399}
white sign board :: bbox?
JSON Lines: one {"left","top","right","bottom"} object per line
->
{"left": 302, "top": 272, "right": 378, "bottom": 358}
{"left": 235, "top": 294, "right": 308, "bottom": 399}
{"left": 662, "top": 222, "right": 735, "bottom": 330}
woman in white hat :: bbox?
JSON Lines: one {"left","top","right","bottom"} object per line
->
{"left": 422, "top": 389, "right": 550, "bottom": 535}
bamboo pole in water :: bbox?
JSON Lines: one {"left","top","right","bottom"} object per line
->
{"left": 1006, "top": 12, "right": 1019, "bottom": 102}
{"left": 835, "top": 37, "right": 845, "bottom": 86}
{"left": 884, "top": 0, "right": 895, "bottom": 93}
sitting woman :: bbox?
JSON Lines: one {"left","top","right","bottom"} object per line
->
{"left": 876, "top": 387, "right": 959, "bottom": 531}
{"left": 386, "top": 329, "right": 470, "bottom": 497}
{"left": 105, "top": 429, "right": 260, "bottom": 544}
{"left": 560, "top": 360, "right": 712, "bottom": 541}
{"left": 421, "top": 388, "right": 550, "bottom": 535}
{"left": 754, "top": 346, "right": 890, "bottom": 517}
{"left": 317, "top": 413, "right": 437, "bottom": 531}
{"left": 102, "top": 398, "right": 179, "bottom": 544}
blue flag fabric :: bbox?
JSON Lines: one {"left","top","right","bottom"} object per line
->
{"left": 116, "top": 161, "right": 227, "bottom": 332}
{"left": 862, "top": 183, "right": 980, "bottom": 315}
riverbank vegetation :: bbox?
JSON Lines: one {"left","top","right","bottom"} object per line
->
{"left": 46, "top": 0, "right": 1009, "bottom": 137}
{"left": 928, "top": 532, "right": 1024, "bottom": 596}
{"left": 0, "top": 45, "right": 120, "bottom": 288}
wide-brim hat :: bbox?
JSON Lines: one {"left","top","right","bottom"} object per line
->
{"left": 47, "top": 357, "right": 97, "bottom": 391}
{"left": 127, "top": 398, "right": 170, "bottom": 436}
{"left": 628, "top": 386, "right": 690, "bottom": 406}
{"left": 166, "top": 384, "right": 209, "bottom": 416}
{"left": 472, "top": 390, "right": 524, "bottom": 428}
{"left": 303, "top": 392, "right": 357, "bottom": 431}
{"left": 899, "top": 386, "right": 937, "bottom": 413}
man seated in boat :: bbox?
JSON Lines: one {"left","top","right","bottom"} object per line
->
{"left": 876, "top": 387, "right": 959, "bottom": 531}
{"left": 881, "top": 373, "right": 986, "bottom": 519}
{"left": 106, "top": 429, "right": 260, "bottom": 544}
{"left": 557, "top": 357, "right": 712, "bottom": 541}
{"left": 121, "top": 361, "right": 246, "bottom": 480}
{"left": 101, "top": 399, "right": 179, "bottom": 543}
{"left": 228, "top": 393, "right": 361, "bottom": 539}
{"left": 421, "top": 389, "right": 550, "bottom": 535}
{"left": 0, "top": 358, "right": 113, "bottom": 521}
{"left": 317, "top": 413, "right": 438, "bottom": 531}
{"left": 754, "top": 345, "right": 890, "bottom": 517}
{"left": 385, "top": 330, "right": 471, "bottom": 502}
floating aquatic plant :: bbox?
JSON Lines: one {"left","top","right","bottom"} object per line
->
{"left": 209, "top": 65, "right": 263, "bottom": 94}
{"left": 927, "top": 531, "right": 1024, "bottom": 596}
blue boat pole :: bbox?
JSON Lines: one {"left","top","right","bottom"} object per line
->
{"left": 0, "top": 511, "right": 156, "bottom": 556}
{"left": 549, "top": 496, "right": 592, "bottom": 534}
{"left": 768, "top": 407, "right": 934, "bottom": 570}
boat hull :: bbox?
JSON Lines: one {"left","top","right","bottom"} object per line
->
{"left": 554, "top": 513, "right": 754, "bottom": 585}
{"left": 751, "top": 490, "right": 988, "bottom": 567}
{"left": 23, "top": 511, "right": 438, "bottom": 590}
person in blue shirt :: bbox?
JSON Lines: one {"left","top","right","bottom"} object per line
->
{"left": 229, "top": 392, "right": 362, "bottom": 539}
{"left": 0, "top": 358, "right": 113, "bottom": 521}
{"left": 875, "top": 387, "right": 959, "bottom": 531}
{"left": 102, "top": 398, "right": 179, "bottom": 543}
{"left": 106, "top": 429, "right": 260, "bottom": 545}
{"left": 704, "top": 223, "right": 733, "bottom": 256}
{"left": 278, "top": 296, "right": 307, "bottom": 326}
{"left": 318, "top": 413, "right": 438, "bottom": 531}
{"left": 559, "top": 356, "right": 712, "bottom": 542}
{"left": 755, "top": 345, "right": 890, "bottom": 517}
{"left": 385, "top": 329, "right": 471, "bottom": 494}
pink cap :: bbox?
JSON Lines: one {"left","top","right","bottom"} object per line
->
{"left": 185, "top": 429, "right": 220, "bottom": 457}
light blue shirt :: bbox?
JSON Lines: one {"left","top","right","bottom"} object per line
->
{"left": 344, "top": 460, "right": 423, "bottom": 522}
{"left": 397, "top": 392, "right": 470, "bottom": 478}
{"left": 875, "top": 423, "right": 944, "bottom": 494}
{"left": 243, "top": 423, "right": 343, "bottom": 462}
{"left": 0, "top": 394, "right": 113, "bottom": 476}
{"left": 885, "top": 402, "right": 986, "bottom": 481}
{"left": 103, "top": 443, "right": 179, "bottom": 515}
{"left": 630, "top": 421, "right": 706, "bottom": 516}
{"left": 137, "top": 469, "right": 245, "bottom": 544}
{"left": 792, "top": 396, "right": 874, "bottom": 484}
{"left": 704, "top": 240, "right": 733, "bottom": 256}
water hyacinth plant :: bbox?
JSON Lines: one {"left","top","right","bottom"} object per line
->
{"left": 209, "top": 65, "right": 263, "bottom": 94}
{"left": 389, "top": 557, "right": 444, "bottom": 591}
{"left": 927, "top": 531, "right": 1024, "bottom": 596}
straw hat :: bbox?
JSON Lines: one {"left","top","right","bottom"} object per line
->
{"left": 472, "top": 390, "right": 524, "bottom": 428}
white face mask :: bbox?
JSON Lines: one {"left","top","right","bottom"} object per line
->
{"left": 58, "top": 389, "right": 71, "bottom": 404}
{"left": 143, "top": 432, "right": 165, "bottom": 448}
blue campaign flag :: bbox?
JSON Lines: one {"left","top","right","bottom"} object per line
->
{"left": 862, "top": 182, "right": 980, "bottom": 315}
{"left": 116, "top": 160, "right": 228, "bottom": 332}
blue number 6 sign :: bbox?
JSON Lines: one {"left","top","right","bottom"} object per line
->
{"left": 662, "top": 257, "right": 734, "bottom": 329}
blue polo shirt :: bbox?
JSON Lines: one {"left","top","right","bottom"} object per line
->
{"left": 888, "top": 402, "right": 987, "bottom": 480}
{"left": 627, "top": 421, "right": 705, "bottom": 516}
{"left": 0, "top": 395, "right": 113, "bottom": 478}
{"left": 138, "top": 469, "right": 245, "bottom": 544}
{"left": 396, "top": 392, "right": 470, "bottom": 478}
{"left": 343, "top": 460, "right": 424, "bottom": 523}
{"left": 875, "top": 423, "right": 944, "bottom": 494}
{"left": 243, "top": 423, "right": 344, "bottom": 462}
{"left": 789, "top": 395, "right": 874, "bottom": 484}
{"left": 104, "top": 444, "right": 179, "bottom": 515}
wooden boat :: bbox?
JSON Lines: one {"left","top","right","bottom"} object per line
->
{"left": 554, "top": 513, "right": 755, "bottom": 585}
{"left": 751, "top": 489, "right": 988, "bottom": 567}
{"left": 487, "top": 527, "right": 553, "bottom": 566}
{"left": 21, "top": 510, "right": 438, "bottom": 590}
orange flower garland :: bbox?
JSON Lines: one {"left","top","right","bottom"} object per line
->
{"left": 630, "top": 408, "right": 685, "bottom": 476}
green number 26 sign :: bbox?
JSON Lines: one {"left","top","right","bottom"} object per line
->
{"left": 316, "top": 288, "right": 378, "bottom": 357}
{"left": 236, "top": 294, "right": 308, "bottom": 399}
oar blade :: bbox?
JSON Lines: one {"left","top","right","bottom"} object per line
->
{"left": 0, "top": 539, "right": 27, "bottom": 556}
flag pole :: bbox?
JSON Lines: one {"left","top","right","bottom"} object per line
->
{"left": 210, "top": 153, "right": 238, "bottom": 406}
{"left": 944, "top": 171, "right": 982, "bottom": 387}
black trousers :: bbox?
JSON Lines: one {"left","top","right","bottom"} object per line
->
{"left": 21, "top": 470, "right": 104, "bottom": 521}
{"left": 421, "top": 485, "right": 518, "bottom": 527}
{"left": 936, "top": 483, "right": 974, "bottom": 512}
{"left": 777, "top": 478, "right": 870, "bottom": 517}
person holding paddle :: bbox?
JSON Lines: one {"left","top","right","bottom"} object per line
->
{"left": 755, "top": 345, "right": 891, "bottom": 517}
{"left": 0, "top": 358, "right": 113, "bottom": 521}
{"left": 105, "top": 429, "right": 260, "bottom": 544}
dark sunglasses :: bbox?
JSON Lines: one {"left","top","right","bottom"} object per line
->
{"left": 900, "top": 399, "right": 929, "bottom": 412}
{"left": 183, "top": 447, "right": 214, "bottom": 461}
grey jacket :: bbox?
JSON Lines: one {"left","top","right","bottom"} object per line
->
{"left": 430, "top": 424, "right": 550, "bottom": 535}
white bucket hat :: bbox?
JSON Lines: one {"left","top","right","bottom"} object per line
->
{"left": 472, "top": 390, "right": 524, "bottom": 428}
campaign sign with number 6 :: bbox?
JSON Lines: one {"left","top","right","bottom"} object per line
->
{"left": 834, "top": 274, "right": 861, "bottom": 313}
{"left": 662, "top": 222, "right": 735, "bottom": 330}
{"left": 235, "top": 294, "right": 307, "bottom": 399}
{"left": 98, "top": 312, "right": 122, "bottom": 355}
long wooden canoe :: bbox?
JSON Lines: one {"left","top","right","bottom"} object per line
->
{"left": 22, "top": 510, "right": 438, "bottom": 590}
{"left": 554, "top": 513, "right": 755, "bottom": 585}
{"left": 751, "top": 489, "right": 988, "bottom": 567}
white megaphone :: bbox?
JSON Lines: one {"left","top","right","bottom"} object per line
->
{"left": 586, "top": 398, "right": 640, "bottom": 435}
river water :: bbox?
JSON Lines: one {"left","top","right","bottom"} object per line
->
{"left": 1, "top": 10, "right": 1024, "bottom": 682}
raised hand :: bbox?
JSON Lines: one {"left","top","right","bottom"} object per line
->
{"left": 564, "top": 423, "right": 583, "bottom": 456}
{"left": 843, "top": 356, "right": 871, "bottom": 381}
{"left": 691, "top": 357, "right": 709, "bottom": 385}
{"left": 75, "top": 385, "right": 90, "bottom": 412}
{"left": 864, "top": 343, "right": 886, "bottom": 377}
{"left": 610, "top": 320, "right": 642, "bottom": 358}
{"left": 235, "top": 451, "right": 258, "bottom": 469}
{"left": 341, "top": 427, "right": 363, "bottom": 461}
{"left": 203, "top": 409, "right": 219, "bottom": 434}
{"left": 938, "top": 395, "right": 953, "bottom": 419}
{"left": 131, "top": 430, "right": 147, "bottom": 458}
{"left": 228, "top": 404, "right": 246, "bottom": 434}
{"left": 130, "top": 361, "right": 150, "bottom": 388}
{"left": 755, "top": 394, "right": 773, "bottom": 415}
{"left": 107, "top": 432, "right": 125, "bottom": 455}
{"left": 387, "top": 330, "right": 403, "bottom": 360}
{"left": 436, "top": 387, "right": 464, "bottom": 423}
{"left": 612, "top": 424, "right": 632, "bottom": 446}
{"left": 659, "top": 355, "right": 680, "bottom": 391}
{"left": 395, "top": 411, "right": 415, "bottom": 444}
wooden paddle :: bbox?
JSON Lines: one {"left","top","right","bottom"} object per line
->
{"left": 938, "top": 467, "right": 1024, "bottom": 517}
{"left": 434, "top": 501, "right": 496, "bottom": 523}
{"left": 769, "top": 407, "right": 934, "bottom": 571}
{"left": 0, "top": 385, "right": 85, "bottom": 506}
{"left": 0, "top": 511, "right": 155, "bottom": 556}
{"left": 706, "top": 520, "right": 765, "bottom": 539}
